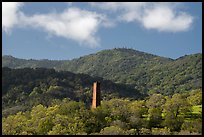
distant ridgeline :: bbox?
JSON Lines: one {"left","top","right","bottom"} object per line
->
{"left": 2, "top": 48, "right": 202, "bottom": 95}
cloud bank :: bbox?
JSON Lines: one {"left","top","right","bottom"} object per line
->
{"left": 22, "top": 8, "right": 105, "bottom": 47}
{"left": 2, "top": 2, "right": 107, "bottom": 47}
{"left": 90, "top": 2, "right": 193, "bottom": 32}
{"left": 2, "top": 2, "right": 194, "bottom": 48}
{"left": 2, "top": 2, "right": 23, "bottom": 33}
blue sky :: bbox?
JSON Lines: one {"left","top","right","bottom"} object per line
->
{"left": 2, "top": 2, "right": 202, "bottom": 60}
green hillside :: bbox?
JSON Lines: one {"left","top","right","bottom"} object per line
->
{"left": 2, "top": 48, "right": 202, "bottom": 95}
{"left": 2, "top": 55, "right": 64, "bottom": 69}
{"left": 2, "top": 67, "right": 202, "bottom": 135}
{"left": 2, "top": 48, "right": 202, "bottom": 135}
{"left": 2, "top": 67, "right": 143, "bottom": 117}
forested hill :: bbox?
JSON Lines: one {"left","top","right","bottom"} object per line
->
{"left": 2, "top": 48, "right": 202, "bottom": 95}
{"left": 2, "top": 67, "right": 143, "bottom": 117}
{"left": 2, "top": 55, "right": 64, "bottom": 69}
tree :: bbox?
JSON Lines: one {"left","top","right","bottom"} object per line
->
{"left": 177, "top": 130, "right": 201, "bottom": 135}
{"left": 110, "top": 120, "right": 128, "bottom": 130}
{"left": 151, "top": 127, "right": 171, "bottom": 135}
{"left": 90, "top": 105, "right": 110, "bottom": 133}
{"left": 181, "top": 119, "right": 202, "bottom": 134}
{"left": 99, "top": 126, "right": 127, "bottom": 135}
{"left": 101, "top": 99, "right": 131, "bottom": 122}
{"left": 146, "top": 94, "right": 166, "bottom": 108}
{"left": 127, "top": 100, "right": 148, "bottom": 131}
{"left": 28, "top": 104, "right": 52, "bottom": 135}
{"left": 148, "top": 108, "right": 162, "bottom": 128}
{"left": 187, "top": 89, "right": 202, "bottom": 106}
{"left": 146, "top": 94, "right": 165, "bottom": 128}
{"left": 48, "top": 124, "right": 68, "bottom": 135}
{"left": 2, "top": 112, "right": 28, "bottom": 135}
{"left": 163, "top": 94, "right": 191, "bottom": 131}
{"left": 139, "top": 128, "right": 151, "bottom": 135}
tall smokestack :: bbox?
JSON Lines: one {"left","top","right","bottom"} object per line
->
{"left": 92, "top": 81, "right": 101, "bottom": 109}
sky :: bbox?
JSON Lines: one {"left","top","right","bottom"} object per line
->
{"left": 2, "top": 2, "right": 202, "bottom": 60}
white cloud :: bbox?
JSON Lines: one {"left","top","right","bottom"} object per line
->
{"left": 2, "top": 2, "right": 23, "bottom": 33}
{"left": 90, "top": 2, "right": 146, "bottom": 12}
{"left": 90, "top": 2, "right": 193, "bottom": 32}
{"left": 22, "top": 8, "right": 104, "bottom": 47}
{"left": 142, "top": 6, "right": 193, "bottom": 32}
{"left": 2, "top": 2, "right": 107, "bottom": 48}
{"left": 66, "top": 2, "right": 73, "bottom": 6}
{"left": 2, "top": 2, "right": 194, "bottom": 48}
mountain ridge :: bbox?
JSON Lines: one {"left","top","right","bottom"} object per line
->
{"left": 2, "top": 48, "right": 202, "bottom": 95}
{"left": 3, "top": 47, "right": 200, "bottom": 61}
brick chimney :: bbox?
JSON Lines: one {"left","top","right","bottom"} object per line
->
{"left": 92, "top": 81, "right": 101, "bottom": 109}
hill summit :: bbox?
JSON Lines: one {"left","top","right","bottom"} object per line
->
{"left": 2, "top": 48, "right": 202, "bottom": 95}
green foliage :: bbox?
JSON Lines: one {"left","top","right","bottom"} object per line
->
{"left": 181, "top": 119, "right": 202, "bottom": 133}
{"left": 2, "top": 112, "right": 28, "bottom": 135}
{"left": 99, "top": 126, "right": 128, "bottom": 135}
{"left": 146, "top": 94, "right": 166, "bottom": 108}
{"left": 192, "top": 105, "right": 202, "bottom": 115}
{"left": 2, "top": 48, "right": 202, "bottom": 95}
{"left": 187, "top": 89, "right": 202, "bottom": 105}
{"left": 139, "top": 128, "right": 151, "bottom": 135}
{"left": 2, "top": 91, "right": 202, "bottom": 135}
{"left": 2, "top": 67, "right": 142, "bottom": 117}
{"left": 1, "top": 48, "right": 202, "bottom": 135}
{"left": 163, "top": 94, "right": 191, "bottom": 117}
{"left": 162, "top": 94, "right": 191, "bottom": 131}
{"left": 148, "top": 108, "right": 163, "bottom": 128}
{"left": 177, "top": 130, "right": 201, "bottom": 135}
{"left": 145, "top": 94, "right": 165, "bottom": 128}
{"left": 151, "top": 127, "right": 171, "bottom": 135}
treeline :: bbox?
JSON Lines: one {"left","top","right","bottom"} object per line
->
{"left": 2, "top": 67, "right": 143, "bottom": 117}
{"left": 2, "top": 48, "right": 202, "bottom": 95}
{"left": 2, "top": 89, "right": 202, "bottom": 135}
